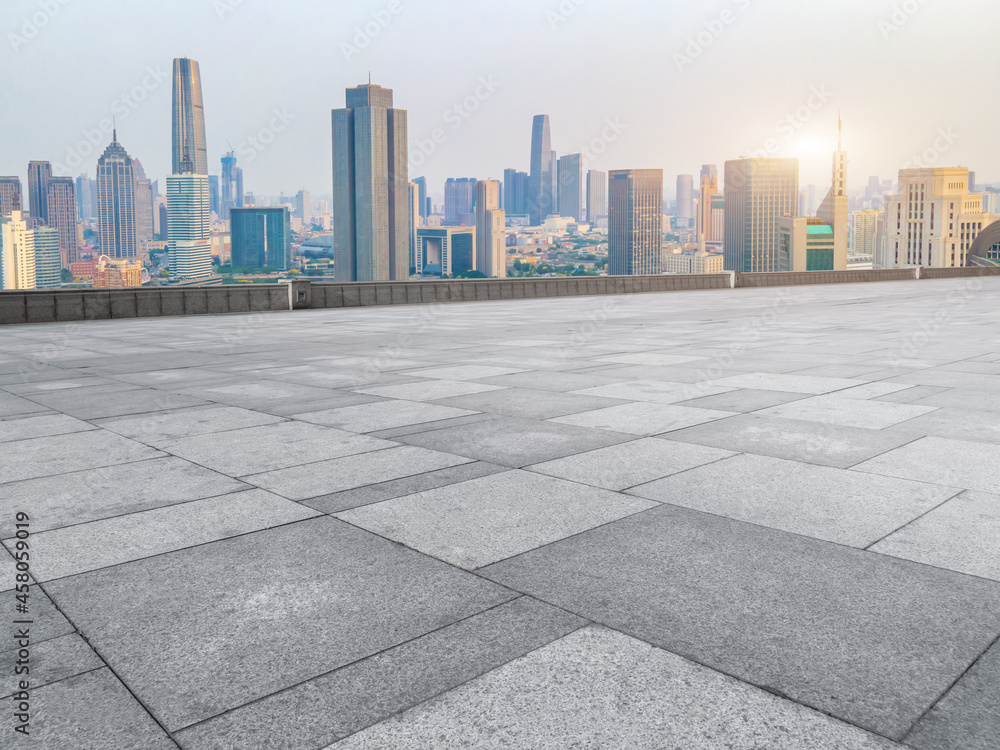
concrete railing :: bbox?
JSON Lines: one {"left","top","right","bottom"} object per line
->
{"left": 2, "top": 266, "right": 998, "bottom": 325}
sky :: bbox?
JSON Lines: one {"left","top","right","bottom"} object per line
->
{"left": 2, "top": 0, "right": 997, "bottom": 202}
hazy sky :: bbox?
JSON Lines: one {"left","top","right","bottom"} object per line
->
{"left": 2, "top": 0, "right": 997, "bottom": 201}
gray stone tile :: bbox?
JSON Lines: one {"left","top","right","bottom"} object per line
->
{"left": 24, "top": 387, "right": 210, "bottom": 419}
{"left": 885, "top": 407, "right": 1000, "bottom": 445}
{"left": 874, "top": 385, "right": 949, "bottom": 403}
{"left": 570, "top": 378, "right": 735, "bottom": 404}
{"left": 175, "top": 597, "right": 585, "bottom": 750}
{"left": 912, "top": 387, "right": 1000, "bottom": 412}
{"left": 96, "top": 405, "right": 286, "bottom": 446}
{"left": 707, "top": 372, "right": 868, "bottom": 394}
{"left": 675, "top": 388, "right": 809, "bottom": 412}
{"left": 905, "top": 637, "right": 1000, "bottom": 750}
{"left": 480, "top": 505, "right": 1000, "bottom": 739}
{"left": 354, "top": 379, "right": 505, "bottom": 401}
{"left": 593, "top": 352, "right": 708, "bottom": 366}
{"left": 403, "top": 364, "right": 528, "bottom": 380}
{"left": 329, "top": 626, "right": 898, "bottom": 750}
{"left": 175, "top": 379, "right": 359, "bottom": 411}
{"left": 757, "top": 395, "right": 938, "bottom": 429}
{"left": 0, "top": 456, "right": 247, "bottom": 537}
{"left": 1, "top": 634, "right": 104, "bottom": 698}
{"left": 854, "top": 437, "right": 1000, "bottom": 492}
{"left": 871, "top": 491, "right": 1000, "bottom": 580}
{"left": 244, "top": 445, "right": 473, "bottom": 500}
{"left": 630, "top": 452, "right": 959, "bottom": 547}
{"left": 366, "top": 412, "right": 494, "bottom": 438}
{"left": 395, "top": 416, "right": 633, "bottom": 468}
{"left": 0, "top": 430, "right": 164, "bottom": 484}
{"left": 45, "top": 517, "right": 514, "bottom": 731}
{"left": 291, "top": 400, "right": 478, "bottom": 433}
{"left": 0, "top": 585, "right": 73, "bottom": 641}
{"left": 13, "top": 668, "right": 178, "bottom": 749}
{"left": 528, "top": 437, "right": 734, "bottom": 491}
{"left": 1, "top": 375, "right": 122, "bottom": 394}
{"left": 552, "top": 402, "right": 736, "bottom": 436}
{"left": 0, "top": 390, "right": 51, "bottom": 417}
{"left": 11, "top": 489, "right": 319, "bottom": 582}
{"left": 667, "top": 413, "right": 916, "bottom": 468}
{"left": 338, "top": 470, "right": 655, "bottom": 569}
{"left": 1, "top": 545, "right": 17, "bottom": 592}
{"left": 159, "top": 420, "right": 392, "bottom": 476}
{"left": 474, "top": 370, "right": 625, "bottom": 392}
{"left": 434, "top": 387, "right": 627, "bottom": 420}
{"left": 0, "top": 413, "right": 95, "bottom": 443}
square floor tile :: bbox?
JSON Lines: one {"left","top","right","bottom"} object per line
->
{"left": 354, "top": 379, "right": 505, "bottom": 401}
{"left": 291, "top": 400, "right": 478, "bottom": 433}
{"left": 551, "top": 402, "right": 735, "bottom": 435}
{"left": 0, "top": 413, "right": 95, "bottom": 443}
{"left": 24, "top": 387, "right": 210, "bottom": 419}
{"left": 854, "top": 436, "right": 1000, "bottom": 492}
{"left": 0, "top": 431, "right": 164, "bottom": 484}
{"left": 434, "top": 388, "right": 626, "bottom": 420}
{"left": 404, "top": 365, "right": 528, "bottom": 380}
{"left": 674, "top": 388, "right": 808, "bottom": 413}
{"left": 707, "top": 372, "right": 868, "bottom": 394}
{"left": 758, "top": 395, "right": 938, "bottom": 429}
{"left": 570, "top": 379, "right": 734, "bottom": 404}
{"left": 96, "top": 405, "right": 286, "bottom": 446}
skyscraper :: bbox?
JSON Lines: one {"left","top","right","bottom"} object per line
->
{"left": 557, "top": 154, "right": 584, "bottom": 222}
{"left": 230, "top": 206, "right": 290, "bottom": 270}
{"left": 208, "top": 175, "right": 220, "bottom": 216}
{"left": 74, "top": 174, "right": 93, "bottom": 219}
{"left": 295, "top": 189, "right": 312, "bottom": 226}
{"left": 503, "top": 169, "right": 529, "bottom": 216}
{"left": 167, "top": 174, "right": 212, "bottom": 279}
{"left": 332, "top": 82, "right": 409, "bottom": 282}
{"left": 724, "top": 158, "right": 799, "bottom": 272}
{"left": 408, "top": 181, "right": 419, "bottom": 272}
{"left": 220, "top": 151, "right": 243, "bottom": 219}
{"left": 32, "top": 226, "right": 62, "bottom": 289}
{"left": 0, "top": 211, "right": 36, "bottom": 289}
{"left": 528, "top": 114, "right": 553, "bottom": 225}
{"left": 0, "top": 176, "right": 22, "bottom": 217}
{"left": 172, "top": 58, "right": 208, "bottom": 175}
{"left": 45, "top": 176, "right": 78, "bottom": 265}
{"left": 697, "top": 165, "right": 719, "bottom": 241}
{"left": 586, "top": 170, "right": 606, "bottom": 222}
{"left": 814, "top": 119, "right": 848, "bottom": 269}
{"left": 444, "top": 178, "right": 476, "bottom": 224}
{"left": 132, "top": 158, "right": 154, "bottom": 257}
{"left": 476, "top": 179, "right": 506, "bottom": 277}
{"left": 97, "top": 132, "right": 137, "bottom": 259}
{"left": 675, "top": 174, "right": 694, "bottom": 227}
{"left": 608, "top": 169, "right": 663, "bottom": 276}
{"left": 413, "top": 176, "right": 429, "bottom": 219}
{"left": 27, "top": 160, "right": 52, "bottom": 225}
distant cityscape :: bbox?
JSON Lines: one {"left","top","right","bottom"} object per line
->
{"left": 2, "top": 56, "right": 999, "bottom": 292}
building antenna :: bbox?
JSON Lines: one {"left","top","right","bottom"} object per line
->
{"left": 112, "top": 116, "right": 117, "bottom": 142}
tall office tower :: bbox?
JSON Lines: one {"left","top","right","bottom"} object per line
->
{"left": 850, "top": 209, "right": 882, "bottom": 255}
{"left": 230, "top": 206, "right": 291, "bottom": 270}
{"left": 475, "top": 180, "right": 506, "bottom": 277}
{"left": 1, "top": 176, "right": 22, "bottom": 217}
{"left": 171, "top": 57, "right": 208, "bottom": 175}
{"left": 295, "top": 189, "right": 312, "bottom": 225}
{"left": 45, "top": 176, "right": 78, "bottom": 265}
{"left": 32, "top": 226, "right": 61, "bottom": 288}
{"left": 415, "top": 226, "right": 475, "bottom": 276}
{"left": 815, "top": 118, "right": 848, "bottom": 269}
{"left": 444, "top": 178, "right": 476, "bottom": 224}
{"left": 528, "top": 114, "right": 553, "bottom": 224}
{"left": 586, "top": 170, "right": 607, "bottom": 222}
{"left": 27, "top": 161, "right": 52, "bottom": 225}
{"left": 608, "top": 169, "right": 663, "bottom": 276}
{"left": 208, "top": 175, "right": 220, "bottom": 216}
{"left": 865, "top": 176, "right": 882, "bottom": 201}
{"left": 557, "top": 154, "right": 584, "bottom": 221}
{"left": 413, "top": 176, "right": 429, "bottom": 219}
{"left": 221, "top": 152, "right": 237, "bottom": 218}
{"left": 969, "top": 171, "right": 976, "bottom": 192}
{"left": 167, "top": 173, "right": 212, "bottom": 279}
{"left": 503, "top": 169, "right": 529, "bottom": 216}
{"left": 877, "top": 167, "right": 998, "bottom": 268}
{"left": 74, "top": 175, "right": 92, "bottom": 219}
{"left": 97, "top": 132, "right": 137, "bottom": 259}
{"left": 0, "top": 212, "right": 36, "bottom": 289}
{"left": 408, "top": 181, "right": 419, "bottom": 272}
{"left": 675, "top": 174, "right": 694, "bottom": 227}
{"left": 154, "top": 197, "right": 168, "bottom": 239}
{"left": 332, "top": 82, "right": 409, "bottom": 281}
{"left": 711, "top": 194, "right": 725, "bottom": 240}
{"left": 697, "top": 165, "right": 719, "bottom": 240}
{"left": 724, "top": 158, "right": 798, "bottom": 272}
{"left": 132, "top": 159, "right": 154, "bottom": 257}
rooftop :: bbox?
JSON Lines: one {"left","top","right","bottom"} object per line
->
{"left": 2, "top": 277, "right": 999, "bottom": 748}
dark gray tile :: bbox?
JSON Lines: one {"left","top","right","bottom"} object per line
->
{"left": 1, "top": 634, "right": 104, "bottom": 698}
{"left": 474, "top": 370, "right": 625, "bottom": 392}
{"left": 674, "top": 388, "right": 810, "bottom": 412}
{"left": 480, "top": 505, "right": 1000, "bottom": 739}
{"left": 434, "top": 387, "right": 628, "bottom": 420}
{"left": 0, "top": 430, "right": 165, "bottom": 484}
{"left": 24, "top": 387, "right": 210, "bottom": 419}
{"left": 0, "top": 585, "right": 73, "bottom": 642}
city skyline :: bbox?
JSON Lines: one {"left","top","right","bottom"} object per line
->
{"left": 2, "top": 0, "right": 997, "bottom": 199}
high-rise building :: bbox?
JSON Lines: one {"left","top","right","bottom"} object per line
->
{"left": 850, "top": 209, "right": 882, "bottom": 255}
{"left": 528, "top": 114, "right": 553, "bottom": 225}
{"left": 444, "top": 178, "right": 476, "bottom": 224}
{"left": 132, "top": 159, "right": 154, "bottom": 258}
{"left": 171, "top": 57, "right": 208, "bottom": 175}
{"left": 221, "top": 152, "right": 239, "bottom": 218}
{"left": 230, "top": 206, "right": 290, "bottom": 270}
{"left": 167, "top": 174, "right": 212, "bottom": 280}
{"left": 877, "top": 167, "right": 998, "bottom": 268}
{"left": 475, "top": 179, "right": 506, "bottom": 277}
{"left": 408, "top": 181, "right": 419, "bottom": 272}
{"left": 154, "top": 196, "right": 168, "bottom": 240}
{"left": 0, "top": 211, "right": 36, "bottom": 289}
{"left": 415, "top": 226, "right": 475, "bottom": 276}
{"left": 865, "top": 176, "right": 882, "bottom": 201}
{"left": 208, "top": 175, "right": 220, "bottom": 216}
{"left": 32, "top": 226, "right": 62, "bottom": 289}
{"left": 586, "top": 170, "right": 607, "bottom": 223}
{"left": 557, "top": 154, "right": 584, "bottom": 222}
{"left": 0, "top": 176, "right": 22, "bottom": 217}
{"left": 697, "top": 165, "right": 719, "bottom": 241}
{"left": 27, "top": 161, "right": 52, "bottom": 225}
{"left": 710, "top": 194, "right": 725, "bottom": 240}
{"left": 74, "top": 174, "right": 94, "bottom": 219}
{"left": 608, "top": 169, "right": 663, "bottom": 276}
{"left": 413, "top": 176, "right": 429, "bottom": 219}
{"left": 96, "top": 132, "right": 137, "bottom": 260}
{"left": 295, "top": 189, "right": 312, "bottom": 226}
{"left": 503, "top": 169, "right": 529, "bottom": 216}
{"left": 45, "top": 176, "right": 78, "bottom": 266}
{"left": 675, "top": 174, "right": 694, "bottom": 227}
{"left": 332, "top": 82, "right": 409, "bottom": 281}
{"left": 724, "top": 158, "right": 798, "bottom": 272}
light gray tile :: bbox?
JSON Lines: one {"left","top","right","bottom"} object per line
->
{"left": 291, "top": 400, "right": 478, "bottom": 433}
{"left": 885, "top": 407, "right": 1000, "bottom": 445}
{"left": 24, "top": 387, "right": 210, "bottom": 419}
{"left": 0, "top": 431, "right": 164, "bottom": 484}
{"left": 354, "top": 379, "right": 505, "bottom": 401}
{"left": 434, "top": 387, "right": 626, "bottom": 420}
{"left": 474, "top": 370, "right": 625, "bottom": 392}
{"left": 337, "top": 470, "right": 655, "bottom": 569}
{"left": 570, "top": 379, "right": 734, "bottom": 404}
{"left": 96, "top": 405, "right": 286, "bottom": 445}
{"left": 707, "top": 372, "right": 868, "bottom": 394}
{"left": 854, "top": 437, "right": 1000, "bottom": 492}
{"left": 594, "top": 352, "right": 708, "bottom": 366}
{"left": 758, "top": 395, "right": 938, "bottom": 429}
{"left": 404, "top": 364, "right": 528, "bottom": 380}
{"left": 551, "top": 402, "right": 735, "bottom": 435}
{"left": 0, "top": 413, "right": 95, "bottom": 443}
{"left": 675, "top": 388, "right": 808, "bottom": 412}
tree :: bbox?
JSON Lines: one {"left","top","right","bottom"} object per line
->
{"left": 61, "top": 269, "right": 73, "bottom": 282}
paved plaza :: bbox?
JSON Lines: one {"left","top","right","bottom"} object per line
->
{"left": 2, "top": 277, "right": 999, "bottom": 748}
